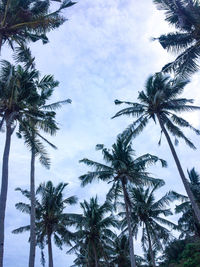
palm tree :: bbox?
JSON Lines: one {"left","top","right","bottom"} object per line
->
{"left": 79, "top": 135, "right": 166, "bottom": 267}
{"left": 0, "top": 0, "right": 76, "bottom": 53}
{"left": 19, "top": 88, "right": 71, "bottom": 267}
{"left": 13, "top": 181, "right": 77, "bottom": 267}
{"left": 0, "top": 60, "right": 44, "bottom": 266}
{"left": 109, "top": 234, "right": 130, "bottom": 267}
{"left": 113, "top": 72, "right": 200, "bottom": 223}
{"left": 70, "top": 248, "right": 90, "bottom": 267}
{"left": 175, "top": 168, "right": 200, "bottom": 238}
{"left": 119, "top": 183, "right": 176, "bottom": 267}
{"left": 69, "top": 197, "right": 117, "bottom": 267}
{"left": 153, "top": 0, "right": 200, "bottom": 78}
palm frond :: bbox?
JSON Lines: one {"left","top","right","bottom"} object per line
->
{"left": 42, "top": 99, "right": 72, "bottom": 110}
{"left": 12, "top": 225, "right": 30, "bottom": 234}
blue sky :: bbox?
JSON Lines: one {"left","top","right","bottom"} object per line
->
{"left": 1, "top": 0, "right": 200, "bottom": 266}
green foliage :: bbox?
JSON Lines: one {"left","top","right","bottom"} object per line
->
{"left": 109, "top": 234, "right": 130, "bottom": 267}
{"left": 70, "top": 197, "right": 117, "bottom": 266}
{"left": 153, "top": 0, "right": 200, "bottom": 77}
{"left": 175, "top": 168, "right": 200, "bottom": 238}
{"left": 80, "top": 135, "right": 165, "bottom": 205}
{"left": 113, "top": 72, "right": 200, "bottom": 149}
{"left": 159, "top": 239, "right": 200, "bottom": 267}
{"left": 0, "top": 0, "right": 76, "bottom": 51}
{"left": 119, "top": 183, "right": 176, "bottom": 266}
{"left": 180, "top": 242, "right": 200, "bottom": 267}
{"left": 0, "top": 48, "right": 71, "bottom": 168}
{"left": 13, "top": 181, "right": 78, "bottom": 265}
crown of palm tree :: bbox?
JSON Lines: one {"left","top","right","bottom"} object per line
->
{"left": 0, "top": 60, "right": 40, "bottom": 128}
{"left": 174, "top": 168, "right": 200, "bottom": 238}
{"left": 16, "top": 71, "right": 71, "bottom": 167}
{"left": 109, "top": 234, "right": 130, "bottom": 267}
{"left": 124, "top": 184, "right": 175, "bottom": 249}
{"left": 69, "top": 197, "right": 117, "bottom": 266}
{"left": 113, "top": 72, "right": 200, "bottom": 149}
{"left": 153, "top": 0, "right": 200, "bottom": 77}
{"left": 0, "top": 48, "right": 71, "bottom": 166}
{"left": 13, "top": 181, "right": 78, "bottom": 266}
{"left": 80, "top": 135, "right": 166, "bottom": 193}
{"left": 0, "top": 0, "right": 76, "bottom": 51}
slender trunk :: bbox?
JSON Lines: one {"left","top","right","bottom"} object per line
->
{"left": 29, "top": 150, "right": 36, "bottom": 267}
{"left": 92, "top": 243, "right": 98, "bottom": 267}
{"left": 0, "top": 34, "right": 2, "bottom": 55}
{"left": 47, "top": 232, "right": 53, "bottom": 267}
{"left": 0, "top": 122, "right": 12, "bottom": 267}
{"left": 121, "top": 181, "right": 136, "bottom": 267}
{"left": 145, "top": 224, "right": 156, "bottom": 267}
{"left": 157, "top": 114, "right": 200, "bottom": 223}
{"left": 0, "top": 116, "right": 5, "bottom": 132}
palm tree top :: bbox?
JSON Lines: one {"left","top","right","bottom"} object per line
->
{"left": 78, "top": 196, "right": 117, "bottom": 227}
{"left": 119, "top": 183, "right": 176, "bottom": 253}
{"left": 0, "top": 48, "right": 72, "bottom": 168}
{"left": 153, "top": 0, "right": 200, "bottom": 77}
{"left": 79, "top": 135, "right": 166, "bottom": 188}
{"left": 70, "top": 196, "right": 117, "bottom": 266}
{"left": 13, "top": 181, "right": 78, "bottom": 239}
{"left": 153, "top": 0, "right": 199, "bottom": 29}
{"left": 113, "top": 72, "right": 200, "bottom": 149}
{"left": 0, "top": 0, "right": 76, "bottom": 50}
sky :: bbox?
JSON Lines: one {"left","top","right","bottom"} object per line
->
{"left": 1, "top": 0, "right": 200, "bottom": 266}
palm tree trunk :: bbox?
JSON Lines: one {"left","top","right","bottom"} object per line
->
{"left": 0, "top": 34, "right": 2, "bottom": 55}
{"left": 47, "top": 232, "right": 53, "bottom": 267}
{"left": 92, "top": 243, "right": 98, "bottom": 267}
{"left": 0, "top": 116, "right": 5, "bottom": 131}
{"left": 0, "top": 123, "right": 12, "bottom": 267}
{"left": 121, "top": 180, "right": 136, "bottom": 267}
{"left": 145, "top": 224, "right": 156, "bottom": 267}
{"left": 157, "top": 114, "right": 200, "bottom": 223}
{"left": 29, "top": 150, "right": 36, "bottom": 267}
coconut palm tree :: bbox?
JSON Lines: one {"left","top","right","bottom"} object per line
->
{"left": 17, "top": 73, "right": 71, "bottom": 267}
{"left": 0, "top": 60, "right": 43, "bottom": 266}
{"left": 113, "top": 72, "right": 200, "bottom": 223}
{"left": 13, "top": 181, "right": 77, "bottom": 267}
{"left": 69, "top": 197, "right": 117, "bottom": 267}
{"left": 79, "top": 135, "right": 166, "bottom": 267}
{"left": 70, "top": 248, "right": 90, "bottom": 267}
{"left": 175, "top": 168, "right": 200, "bottom": 238}
{"left": 109, "top": 234, "right": 130, "bottom": 267}
{"left": 153, "top": 0, "right": 200, "bottom": 78}
{"left": 119, "top": 183, "right": 176, "bottom": 267}
{"left": 0, "top": 0, "right": 76, "bottom": 53}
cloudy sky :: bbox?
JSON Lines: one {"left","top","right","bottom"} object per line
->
{"left": 1, "top": 0, "right": 200, "bottom": 266}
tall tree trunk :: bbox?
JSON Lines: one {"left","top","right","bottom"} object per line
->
{"left": 0, "top": 123, "right": 12, "bottom": 267}
{"left": 0, "top": 34, "right": 2, "bottom": 55}
{"left": 145, "top": 224, "right": 156, "bottom": 267}
{"left": 121, "top": 180, "right": 136, "bottom": 267}
{"left": 47, "top": 232, "right": 53, "bottom": 267}
{"left": 92, "top": 242, "right": 98, "bottom": 267}
{"left": 0, "top": 116, "right": 5, "bottom": 132}
{"left": 157, "top": 114, "right": 200, "bottom": 223}
{"left": 29, "top": 150, "right": 36, "bottom": 267}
